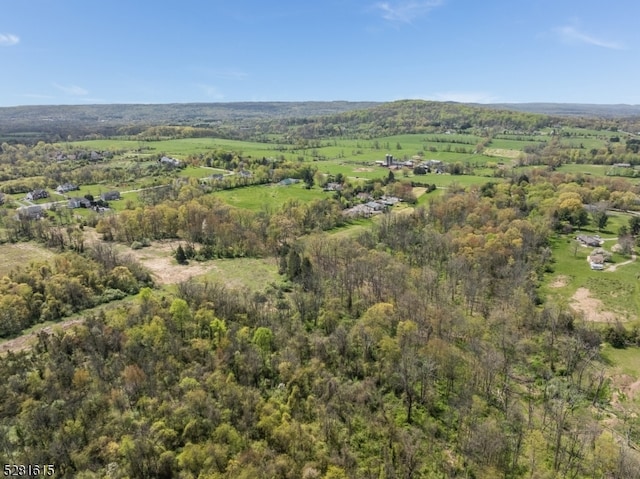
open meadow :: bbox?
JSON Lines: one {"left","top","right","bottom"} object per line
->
{"left": 544, "top": 217, "right": 640, "bottom": 325}
{"left": 0, "top": 241, "right": 55, "bottom": 277}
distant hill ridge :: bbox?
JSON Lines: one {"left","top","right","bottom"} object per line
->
{"left": 1, "top": 100, "right": 639, "bottom": 142}
{"left": 2, "top": 100, "right": 640, "bottom": 124}
{"left": 488, "top": 102, "right": 640, "bottom": 118}
{"left": 0, "top": 102, "right": 381, "bottom": 125}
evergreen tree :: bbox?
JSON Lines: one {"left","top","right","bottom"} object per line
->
{"left": 287, "top": 249, "right": 302, "bottom": 280}
{"left": 175, "top": 244, "right": 188, "bottom": 264}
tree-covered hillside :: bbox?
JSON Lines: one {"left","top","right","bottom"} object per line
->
{"left": 2, "top": 100, "right": 640, "bottom": 477}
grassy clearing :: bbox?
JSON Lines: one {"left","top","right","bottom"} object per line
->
{"left": 483, "top": 148, "right": 522, "bottom": 159}
{"left": 214, "top": 183, "right": 327, "bottom": 210}
{"left": 0, "top": 242, "right": 55, "bottom": 277}
{"left": 543, "top": 231, "right": 640, "bottom": 322}
{"left": 601, "top": 344, "right": 640, "bottom": 413}
{"left": 557, "top": 164, "right": 611, "bottom": 177}
{"left": 410, "top": 173, "right": 491, "bottom": 188}
{"left": 489, "top": 138, "right": 547, "bottom": 150}
{"left": 179, "top": 166, "right": 230, "bottom": 179}
{"left": 602, "top": 345, "right": 640, "bottom": 380}
{"left": 198, "top": 257, "right": 281, "bottom": 292}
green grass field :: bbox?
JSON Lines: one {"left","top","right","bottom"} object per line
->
{"left": 543, "top": 227, "right": 640, "bottom": 323}
{"left": 198, "top": 257, "right": 281, "bottom": 292}
{"left": 601, "top": 344, "right": 640, "bottom": 380}
{"left": 214, "top": 183, "right": 327, "bottom": 210}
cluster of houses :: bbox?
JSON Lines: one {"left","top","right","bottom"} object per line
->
{"left": 342, "top": 195, "right": 402, "bottom": 218}
{"left": 68, "top": 191, "right": 120, "bottom": 210}
{"left": 26, "top": 183, "right": 79, "bottom": 201}
{"left": 575, "top": 235, "right": 607, "bottom": 270}
{"left": 18, "top": 185, "right": 121, "bottom": 219}
{"left": 374, "top": 155, "right": 445, "bottom": 173}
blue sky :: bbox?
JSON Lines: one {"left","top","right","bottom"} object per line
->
{"left": 1, "top": 0, "right": 639, "bottom": 106}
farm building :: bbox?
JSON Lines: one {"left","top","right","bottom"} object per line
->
{"left": 159, "top": 156, "right": 182, "bottom": 167}
{"left": 323, "top": 182, "right": 343, "bottom": 191}
{"left": 576, "top": 235, "right": 603, "bottom": 247}
{"left": 278, "top": 178, "right": 299, "bottom": 186}
{"left": 100, "top": 191, "right": 121, "bottom": 201}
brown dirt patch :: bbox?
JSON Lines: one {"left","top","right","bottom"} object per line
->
{"left": 610, "top": 374, "right": 640, "bottom": 406}
{"left": 0, "top": 319, "right": 85, "bottom": 355}
{"left": 353, "top": 167, "right": 373, "bottom": 172}
{"left": 126, "top": 241, "right": 214, "bottom": 285}
{"left": 550, "top": 275, "right": 569, "bottom": 288}
{"left": 570, "top": 287, "right": 617, "bottom": 323}
{"left": 412, "top": 187, "right": 427, "bottom": 198}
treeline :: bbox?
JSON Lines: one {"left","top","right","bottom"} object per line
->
{"left": 517, "top": 136, "right": 640, "bottom": 167}
{"left": 0, "top": 246, "right": 151, "bottom": 337}
{"left": 2, "top": 178, "right": 639, "bottom": 477}
{"left": 95, "top": 194, "right": 345, "bottom": 257}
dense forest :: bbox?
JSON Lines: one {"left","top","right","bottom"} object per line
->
{"left": 1, "top": 100, "right": 640, "bottom": 478}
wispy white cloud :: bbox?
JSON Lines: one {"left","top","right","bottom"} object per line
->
{"left": 0, "top": 33, "right": 20, "bottom": 46}
{"left": 556, "top": 25, "right": 624, "bottom": 50}
{"left": 373, "top": 0, "right": 444, "bottom": 23}
{"left": 53, "top": 83, "right": 89, "bottom": 96}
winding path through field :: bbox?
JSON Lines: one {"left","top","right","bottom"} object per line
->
{"left": 606, "top": 253, "right": 637, "bottom": 272}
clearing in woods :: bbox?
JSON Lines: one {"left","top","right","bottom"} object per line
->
{"left": 0, "top": 242, "right": 55, "bottom": 277}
